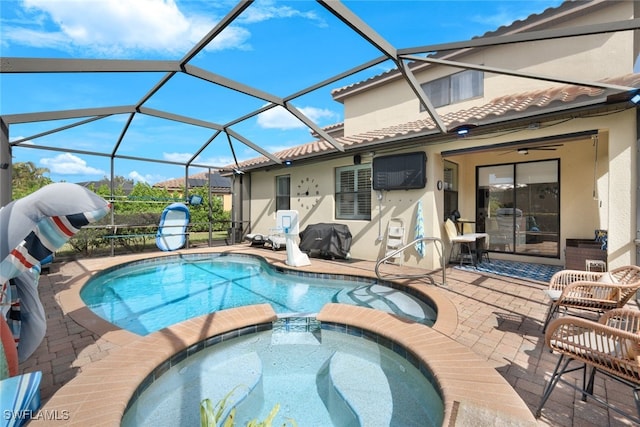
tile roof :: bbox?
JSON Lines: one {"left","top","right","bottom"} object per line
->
{"left": 153, "top": 171, "right": 231, "bottom": 192}
{"left": 226, "top": 73, "right": 640, "bottom": 172}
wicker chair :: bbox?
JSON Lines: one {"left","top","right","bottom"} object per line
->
{"left": 541, "top": 265, "right": 640, "bottom": 332}
{"left": 536, "top": 308, "right": 640, "bottom": 423}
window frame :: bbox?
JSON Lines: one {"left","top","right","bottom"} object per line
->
{"left": 420, "top": 69, "right": 484, "bottom": 109}
{"left": 275, "top": 174, "right": 290, "bottom": 211}
{"left": 335, "top": 164, "right": 372, "bottom": 220}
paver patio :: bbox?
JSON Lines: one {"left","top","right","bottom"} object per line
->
{"left": 15, "top": 246, "right": 640, "bottom": 426}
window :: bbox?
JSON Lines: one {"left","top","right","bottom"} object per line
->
{"left": 443, "top": 160, "right": 459, "bottom": 220}
{"left": 335, "top": 164, "right": 371, "bottom": 220}
{"left": 420, "top": 70, "right": 483, "bottom": 109}
{"left": 275, "top": 175, "right": 290, "bottom": 211}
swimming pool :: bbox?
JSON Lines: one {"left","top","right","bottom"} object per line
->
{"left": 121, "top": 319, "right": 444, "bottom": 427}
{"left": 80, "top": 253, "right": 437, "bottom": 335}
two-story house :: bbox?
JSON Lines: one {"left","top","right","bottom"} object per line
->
{"left": 226, "top": 0, "right": 640, "bottom": 271}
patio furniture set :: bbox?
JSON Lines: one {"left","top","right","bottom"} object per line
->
{"left": 537, "top": 264, "right": 640, "bottom": 423}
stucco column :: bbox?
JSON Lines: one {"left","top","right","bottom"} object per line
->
{"left": 0, "top": 118, "right": 11, "bottom": 207}
{"left": 608, "top": 109, "right": 637, "bottom": 268}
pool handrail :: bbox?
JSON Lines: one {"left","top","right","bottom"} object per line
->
{"left": 375, "top": 237, "right": 446, "bottom": 286}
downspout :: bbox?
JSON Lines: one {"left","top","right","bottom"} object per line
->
{"left": 184, "top": 166, "right": 190, "bottom": 248}
{"left": 230, "top": 171, "right": 244, "bottom": 244}
{"left": 237, "top": 172, "right": 243, "bottom": 243}
{"left": 635, "top": 108, "right": 640, "bottom": 304}
{"left": 208, "top": 168, "right": 213, "bottom": 247}
{"left": 0, "top": 118, "right": 11, "bottom": 207}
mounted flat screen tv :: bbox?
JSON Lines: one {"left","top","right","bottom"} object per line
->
{"left": 372, "top": 152, "right": 427, "bottom": 191}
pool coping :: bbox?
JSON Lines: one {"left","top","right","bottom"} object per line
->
{"left": 32, "top": 247, "right": 537, "bottom": 426}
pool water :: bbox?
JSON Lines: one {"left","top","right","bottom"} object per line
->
{"left": 121, "top": 323, "right": 444, "bottom": 427}
{"left": 80, "top": 254, "right": 436, "bottom": 335}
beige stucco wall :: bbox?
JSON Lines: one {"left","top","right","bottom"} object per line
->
{"left": 342, "top": 1, "right": 635, "bottom": 136}
{"left": 247, "top": 150, "right": 444, "bottom": 267}
{"left": 247, "top": 109, "right": 636, "bottom": 270}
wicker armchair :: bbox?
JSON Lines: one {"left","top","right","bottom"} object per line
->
{"left": 541, "top": 265, "right": 640, "bottom": 332}
{"left": 536, "top": 308, "right": 640, "bottom": 423}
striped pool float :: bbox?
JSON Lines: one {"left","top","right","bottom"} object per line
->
{"left": 0, "top": 183, "right": 110, "bottom": 364}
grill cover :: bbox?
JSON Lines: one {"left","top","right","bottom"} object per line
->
{"left": 299, "top": 223, "right": 352, "bottom": 259}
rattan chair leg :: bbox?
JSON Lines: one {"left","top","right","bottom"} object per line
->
{"left": 536, "top": 354, "right": 571, "bottom": 418}
{"left": 634, "top": 387, "right": 640, "bottom": 418}
{"left": 542, "top": 304, "right": 558, "bottom": 333}
{"left": 584, "top": 366, "right": 596, "bottom": 401}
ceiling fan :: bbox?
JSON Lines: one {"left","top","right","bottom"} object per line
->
{"left": 501, "top": 144, "right": 563, "bottom": 155}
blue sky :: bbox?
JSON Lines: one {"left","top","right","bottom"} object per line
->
{"left": 0, "top": 0, "right": 563, "bottom": 185}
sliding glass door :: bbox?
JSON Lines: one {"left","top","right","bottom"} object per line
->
{"left": 477, "top": 160, "right": 559, "bottom": 258}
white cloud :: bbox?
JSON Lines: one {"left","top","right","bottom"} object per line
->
{"left": 256, "top": 105, "right": 338, "bottom": 130}
{"left": 163, "top": 152, "right": 192, "bottom": 163}
{"left": 239, "top": 1, "right": 326, "bottom": 27}
{"left": 9, "top": 136, "right": 34, "bottom": 145}
{"left": 5, "top": 0, "right": 323, "bottom": 56}
{"left": 40, "top": 153, "right": 105, "bottom": 175}
{"left": 198, "top": 155, "right": 235, "bottom": 167}
{"left": 127, "top": 170, "right": 169, "bottom": 185}
{"left": 8, "top": 0, "right": 230, "bottom": 56}
{"left": 206, "top": 26, "right": 252, "bottom": 51}
{"left": 128, "top": 170, "right": 148, "bottom": 183}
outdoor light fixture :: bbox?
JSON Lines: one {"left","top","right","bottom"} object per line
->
{"left": 449, "top": 123, "right": 477, "bottom": 137}
{"left": 517, "top": 148, "right": 529, "bottom": 155}
{"left": 284, "top": 160, "right": 293, "bottom": 167}
{"left": 631, "top": 93, "right": 640, "bottom": 104}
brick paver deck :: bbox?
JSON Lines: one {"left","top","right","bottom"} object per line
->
{"left": 14, "top": 246, "right": 640, "bottom": 426}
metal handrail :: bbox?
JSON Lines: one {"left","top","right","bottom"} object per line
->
{"left": 375, "top": 237, "right": 446, "bottom": 286}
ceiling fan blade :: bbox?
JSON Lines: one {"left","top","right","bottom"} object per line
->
{"left": 496, "top": 143, "right": 562, "bottom": 155}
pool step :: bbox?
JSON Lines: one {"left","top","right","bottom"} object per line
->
{"left": 325, "top": 351, "right": 393, "bottom": 427}
{"left": 333, "top": 284, "right": 436, "bottom": 324}
{"left": 324, "top": 348, "right": 443, "bottom": 426}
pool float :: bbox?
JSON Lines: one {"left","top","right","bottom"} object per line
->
{"left": 156, "top": 202, "right": 190, "bottom": 251}
{"left": 0, "top": 183, "right": 110, "bottom": 364}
